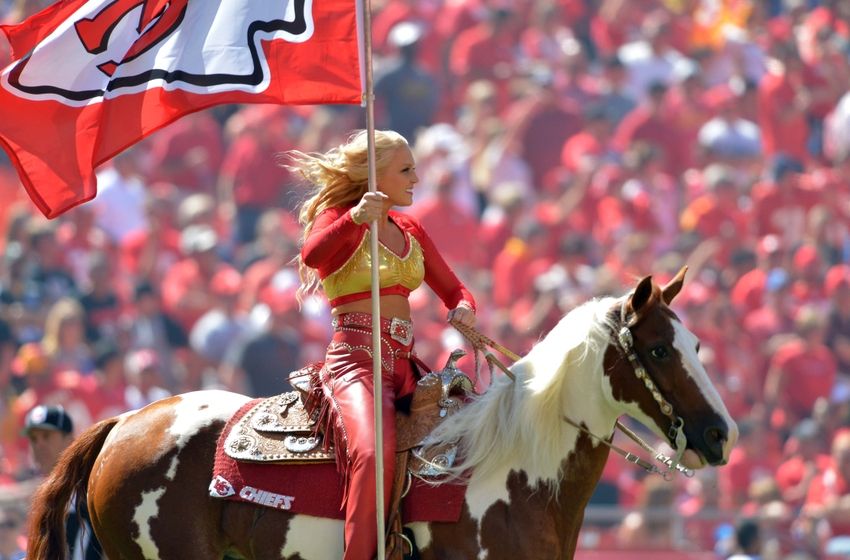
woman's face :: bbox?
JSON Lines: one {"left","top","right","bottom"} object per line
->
{"left": 377, "top": 146, "right": 418, "bottom": 207}
{"left": 59, "top": 316, "right": 84, "bottom": 347}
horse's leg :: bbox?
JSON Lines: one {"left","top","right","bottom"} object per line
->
{"left": 220, "top": 502, "right": 290, "bottom": 559}
{"left": 221, "top": 503, "right": 346, "bottom": 560}
{"left": 413, "top": 517, "right": 482, "bottom": 560}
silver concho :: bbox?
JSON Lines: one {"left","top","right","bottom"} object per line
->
{"left": 254, "top": 412, "right": 278, "bottom": 428}
{"left": 284, "top": 435, "right": 321, "bottom": 453}
{"left": 411, "top": 445, "right": 457, "bottom": 478}
{"left": 227, "top": 434, "right": 257, "bottom": 455}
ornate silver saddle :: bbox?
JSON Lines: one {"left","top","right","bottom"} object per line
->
{"left": 223, "top": 351, "right": 475, "bottom": 476}
{"left": 224, "top": 388, "right": 333, "bottom": 462}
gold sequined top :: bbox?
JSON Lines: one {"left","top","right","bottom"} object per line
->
{"left": 322, "top": 229, "right": 425, "bottom": 306}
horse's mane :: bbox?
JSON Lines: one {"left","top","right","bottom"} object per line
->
{"left": 427, "top": 297, "right": 620, "bottom": 489}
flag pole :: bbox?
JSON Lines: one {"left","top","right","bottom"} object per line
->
{"left": 359, "top": 0, "right": 385, "bottom": 555}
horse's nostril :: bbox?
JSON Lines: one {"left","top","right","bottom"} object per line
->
{"left": 704, "top": 426, "right": 726, "bottom": 447}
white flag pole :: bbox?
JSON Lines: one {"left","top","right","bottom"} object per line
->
{"left": 358, "top": 0, "right": 385, "bottom": 555}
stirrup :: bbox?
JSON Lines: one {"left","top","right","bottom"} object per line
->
{"left": 384, "top": 527, "right": 418, "bottom": 560}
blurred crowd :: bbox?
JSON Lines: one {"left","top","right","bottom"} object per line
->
{"left": 3, "top": 0, "right": 850, "bottom": 557}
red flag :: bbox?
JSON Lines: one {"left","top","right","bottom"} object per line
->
{"left": 0, "top": 0, "right": 364, "bottom": 218}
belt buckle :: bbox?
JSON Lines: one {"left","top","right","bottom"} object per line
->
{"left": 389, "top": 318, "right": 413, "bottom": 346}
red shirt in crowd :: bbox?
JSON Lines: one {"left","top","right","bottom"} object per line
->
{"left": 806, "top": 460, "right": 850, "bottom": 536}
{"left": 776, "top": 453, "right": 831, "bottom": 508}
{"left": 79, "top": 375, "right": 129, "bottom": 423}
{"left": 161, "top": 259, "right": 238, "bottom": 331}
{"left": 121, "top": 228, "right": 182, "bottom": 284}
{"left": 449, "top": 21, "right": 516, "bottom": 84}
{"left": 491, "top": 237, "right": 552, "bottom": 310}
{"left": 560, "top": 130, "right": 605, "bottom": 174}
{"left": 238, "top": 257, "right": 294, "bottom": 313}
{"left": 613, "top": 104, "right": 691, "bottom": 174}
{"left": 719, "top": 438, "right": 781, "bottom": 508}
{"left": 768, "top": 338, "right": 837, "bottom": 422}
{"left": 594, "top": 189, "right": 659, "bottom": 247}
{"left": 757, "top": 67, "right": 810, "bottom": 162}
{"left": 145, "top": 113, "right": 224, "bottom": 193}
{"left": 751, "top": 179, "right": 822, "bottom": 240}
{"left": 732, "top": 268, "right": 768, "bottom": 315}
{"left": 661, "top": 84, "right": 713, "bottom": 148}
{"left": 505, "top": 95, "right": 583, "bottom": 189}
{"left": 219, "top": 135, "right": 289, "bottom": 207}
{"left": 409, "top": 196, "right": 481, "bottom": 270}
{"left": 588, "top": 3, "right": 644, "bottom": 59}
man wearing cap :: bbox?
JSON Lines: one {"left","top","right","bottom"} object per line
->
{"left": 23, "top": 405, "right": 103, "bottom": 560}
{"left": 374, "top": 21, "right": 438, "bottom": 142}
{"left": 24, "top": 404, "right": 74, "bottom": 475}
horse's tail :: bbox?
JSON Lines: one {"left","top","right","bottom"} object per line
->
{"left": 27, "top": 416, "right": 119, "bottom": 560}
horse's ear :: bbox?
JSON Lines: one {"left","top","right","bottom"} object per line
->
{"left": 661, "top": 266, "right": 688, "bottom": 305}
{"left": 627, "top": 275, "right": 655, "bottom": 321}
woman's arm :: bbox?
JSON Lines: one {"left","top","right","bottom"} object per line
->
{"left": 301, "top": 207, "right": 367, "bottom": 271}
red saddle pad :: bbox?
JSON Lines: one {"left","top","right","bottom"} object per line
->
{"left": 211, "top": 399, "right": 467, "bottom": 522}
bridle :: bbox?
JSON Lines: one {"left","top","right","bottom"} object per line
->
{"left": 450, "top": 297, "right": 695, "bottom": 481}
{"left": 605, "top": 298, "right": 692, "bottom": 479}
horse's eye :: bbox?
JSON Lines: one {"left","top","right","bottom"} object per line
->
{"left": 649, "top": 346, "right": 669, "bottom": 360}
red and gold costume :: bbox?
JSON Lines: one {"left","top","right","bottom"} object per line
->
{"left": 302, "top": 205, "right": 475, "bottom": 559}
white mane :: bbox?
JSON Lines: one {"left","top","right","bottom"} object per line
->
{"left": 426, "top": 297, "right": 620, "bottom": 487}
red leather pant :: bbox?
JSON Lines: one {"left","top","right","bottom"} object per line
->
{"left": 320, "top": 313, "right": 418, "bottom": 560}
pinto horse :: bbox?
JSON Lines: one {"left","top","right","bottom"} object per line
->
{"left": 28, "top": 269, "right": 737, "bottom": 559}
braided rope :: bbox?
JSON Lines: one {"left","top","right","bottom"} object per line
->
{"left": 449, "top": 319, "right": 521, "bottom": 362}
{"left": 448, "top": 319, "right": 522, "bottom": 387}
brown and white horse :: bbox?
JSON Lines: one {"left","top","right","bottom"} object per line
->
{"left": 28, "top": 270, "right": 737, "bottom": 559}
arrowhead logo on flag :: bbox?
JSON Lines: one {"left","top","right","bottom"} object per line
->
{"left": 0, "top": 0, "right": 363, "bottom": 218}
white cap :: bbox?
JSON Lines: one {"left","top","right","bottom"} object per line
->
{"left": 388, "top": 21, "right": 424, "bottom": 48}
{"left": 180, "top": 224, "right": 218, "bottom": 255}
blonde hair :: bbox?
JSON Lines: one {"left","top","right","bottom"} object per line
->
{"left": 286, "top": 129, "right": 409, "bottom": 300}
{"left": 41, "top": 298, "right": 85, "bottom": 357}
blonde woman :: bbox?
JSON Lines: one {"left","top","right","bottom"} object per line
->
{"left": 289, "top": 129, "right": 476, "bottom": 559}
{"left": 41, "top": 298, "right": 93, "bottom": 374}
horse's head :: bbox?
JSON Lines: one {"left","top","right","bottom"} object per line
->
{"left": 605, "top": 267, "right": 738, "bottom": 469}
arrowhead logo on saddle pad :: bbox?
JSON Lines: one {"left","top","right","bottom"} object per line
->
{"left": 209, "top": 475, "right": 236, "bottom": 498}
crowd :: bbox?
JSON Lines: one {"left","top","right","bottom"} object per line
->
{"left": 2, "top": 0, "right": 850, "bottom": 557}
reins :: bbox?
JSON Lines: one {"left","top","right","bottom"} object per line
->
{"left": 449, "top": 309, "right": 694, "bottom": 481}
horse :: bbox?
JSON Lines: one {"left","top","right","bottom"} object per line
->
{"left": 28, "top": 268, "right": 737, "bottom": 559}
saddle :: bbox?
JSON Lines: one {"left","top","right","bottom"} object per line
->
{"left": 221, "top": 350, "right": 475, "bottom": 559}
{"left": 223, "top": 363, "right": 333, "bottom": 463}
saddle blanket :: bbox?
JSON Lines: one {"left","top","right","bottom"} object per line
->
{"left": 210, "top": 399, "right": 467, "bottom": 522}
